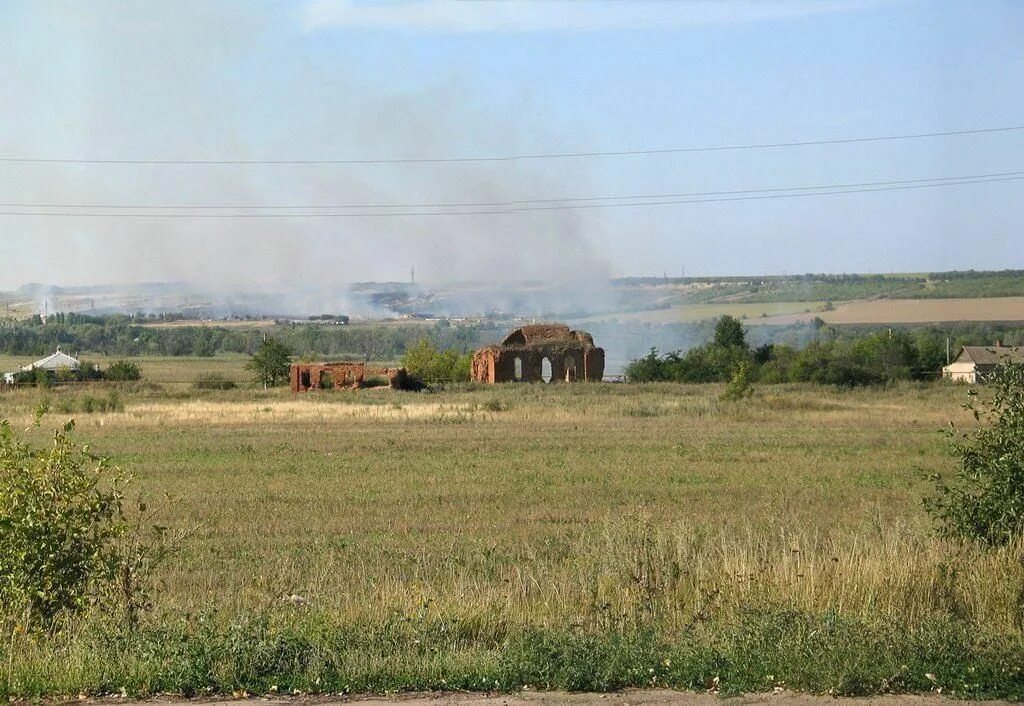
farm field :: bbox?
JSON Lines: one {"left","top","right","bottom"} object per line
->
{"left": 814, "top": 297, "right": 1024, "bottom": 325}
{"left": 2, "top": 378, "right": 1023, "bottom": 698}
{"left": 579, "top": 301, "right": 826, "bottom": 325}
{"left": 593, "top": 297, "right": 1024, "bottom": 326}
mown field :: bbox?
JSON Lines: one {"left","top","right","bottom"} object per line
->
{"left": 1, "top": 378, "right": 1023, "bottom": 698}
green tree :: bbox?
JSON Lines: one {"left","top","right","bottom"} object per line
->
{"left": 925, "top": 363, "right": 1024, "bottom": 545}
{"left": 246, "top": 337, "right": 293, "bottom": 388}
{"left": 624, "top": 348, "right": 667, "bottom": 382}
{"left": 714, "top": 315, "right": 748, "bottom": 350}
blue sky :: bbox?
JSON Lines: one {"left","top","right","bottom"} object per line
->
{"left": 0, "top": 0, "right": 1022, "bottom": 289}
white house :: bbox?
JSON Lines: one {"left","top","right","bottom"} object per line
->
{"left": 3, "top": 348, "right": 81, "bottom": 384}
{"left": 942, "top": 344, "right": 1024, "bottom": 383}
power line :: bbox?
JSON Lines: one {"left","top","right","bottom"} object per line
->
{"left": 1, "top": 125, "right": 1022, "bottom": 166}
{"left": 0, "top": 172, "right": 1021, "bottom": 218}
{"left": 3, "top": 170, "right": 1022, "bottom": 210}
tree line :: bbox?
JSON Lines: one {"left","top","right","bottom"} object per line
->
{"left": 0, "top": 316, "right": 497, "bottom": 359}
{"left": 625, "top": 316, "right": 1023, "bottom": 386}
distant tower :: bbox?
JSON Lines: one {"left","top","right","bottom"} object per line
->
{"left": 411, "top": 266, "right": 415, "bottom": 285}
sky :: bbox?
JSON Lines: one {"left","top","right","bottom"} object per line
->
{"left": 0, "top": 0, "right": 1022, "bottom": 290}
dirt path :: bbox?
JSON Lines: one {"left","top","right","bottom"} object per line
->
{"left": 130, "top": 691, "right": 1015, "bottom": 706}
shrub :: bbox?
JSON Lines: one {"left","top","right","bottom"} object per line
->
{"left": 105, "top": 360, "right": 142, "bottom": 382}
{"left": 720, "top": 361, "right": 755, "bottom": 401}
{"left": 0, "top": 418, "right": 129, "bottom": 627}
{"left": 402, "top": 338, "right": 471, "bottom": 384}
{"left": 0, "top": 417, "right": 180, "bottom": 630}
{"left": 481, "top": 398, "right": 510, "bottom": 412}
{"left": 925, "top": 363, "right": 1024, "bottom": 545}
{"left": 33, "top": 367, "right": 53, "bottom": 389}
{"left": 194, "top": 373, "right": 237, "bottom": 391}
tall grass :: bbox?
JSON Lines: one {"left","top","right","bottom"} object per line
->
{"left": 1, "top": 379, "right": 1021, "bottom": 697}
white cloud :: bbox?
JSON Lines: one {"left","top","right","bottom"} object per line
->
{"left": 301, "top": 0, "right": 872, "bottom": 34}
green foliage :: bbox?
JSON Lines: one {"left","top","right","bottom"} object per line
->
{"left": 627, "top": 325, "right": 955, "bottom": 387}
{"left": 626, "top": 316, "right": 751, "bottom": 383}
{"left": 245, "top": 337, "right": 293, "bottom": 388}
{"left": 401, "top": 338, "right": 471, "bottom": 384}
{"left": 0, "top": 418, "right": 182, "bottom": 631}
{"left": 0, "top": 315, "right": 499, "bottom": 360}
{"left": 0, "top": 418, "right": 128, "bottom": 628}
{"left": 104, "top": 360, "right": 142, "bottom": 382}
{"left": 2, "top": 610, "right": 1023, "bottom": 698}
{"left": 714, "top": 315, "right": 747, "bottom": 349}
{"left": 926, "top": 363, "right": 1024, "bottom": 545}
{"left": 720, "top": 361, "right": 755, "bottom": 401}
{"left": 33, "top": 367, "right": 53, "bottom": 389}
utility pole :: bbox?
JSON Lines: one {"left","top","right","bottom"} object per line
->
{"left": 411, "top": 266, "right": 415, "bottom": 285}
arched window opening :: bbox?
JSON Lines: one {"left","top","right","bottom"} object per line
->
{"left": 565, "top": 356, "right": 577, "bottom": 382}
{"left": 542, "top": 357, "right": 552, "bottom": 383}
{"left": 514, "top": 357, "right": 523, "bottom": 381}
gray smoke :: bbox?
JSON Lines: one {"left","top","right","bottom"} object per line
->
{"left": 0, "top": 2, "right": 617, "bottom": 315}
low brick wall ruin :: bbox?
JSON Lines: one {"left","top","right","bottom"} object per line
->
{"left": 290, "top": 362, "right": 408, "bottom": 392}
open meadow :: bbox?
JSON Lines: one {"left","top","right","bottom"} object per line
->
{"left": 2, "top": 375, "right": 1023, "bottom": 698}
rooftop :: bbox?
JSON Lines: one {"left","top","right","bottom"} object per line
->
{"left": 956, "top": 345, "right": 1024, "bottom": 367}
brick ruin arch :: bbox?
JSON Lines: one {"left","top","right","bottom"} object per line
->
{"left": 470, "top": 324, "right": 604, "bottom": 384}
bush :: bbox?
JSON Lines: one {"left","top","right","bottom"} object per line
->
{"left": 720, "top": 361, "right": 755, "bottom": 401}
{"left": 925, "top": 363, "right": 1024, "bottom": 545}
{"left": 193, "top": 373, "right": 237, "bottom": 391}
{"left": 0, "top": 417, "right": 181, "bottom": 630}
{"left": 33, "top": 367, "right": 53, "bottom": 389}
{"left": 105, "top": 360, "right": 142, "bottom": 382}
{"left": 0, "top": 418, "right": 129, "bottom": 627}
{"left": 402, "top": 338, "right": 471, "bottom": 384}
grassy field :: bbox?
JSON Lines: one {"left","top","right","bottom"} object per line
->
{"left": 0, "top": 353, "right": 254, "bottom": 390}
{"left": 1, "top": 379, "right": 1023, "bottom": 698}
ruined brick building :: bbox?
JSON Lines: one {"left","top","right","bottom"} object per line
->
{"left": 471, "top": 324, "right": 604, "bottom": 384}
{"left": 290, "top": 362, "right": 408, "bottom": 392}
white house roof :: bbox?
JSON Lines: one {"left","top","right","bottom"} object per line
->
{"left": 21, "top": 349, "right": 81, "bottom": 371}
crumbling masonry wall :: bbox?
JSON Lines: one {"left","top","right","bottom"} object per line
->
{"left": 291, "top": 362, "right": 408, "bottom": 392}
{"left": 471, "top": 324, "right": 605, "bottom": 384}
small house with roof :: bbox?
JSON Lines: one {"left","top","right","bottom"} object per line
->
{"left": 942, "top": 344, "right": 1024, "bottom": 383}
{"left": 3, "top": 348, "right": 81, "bottom": 385}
